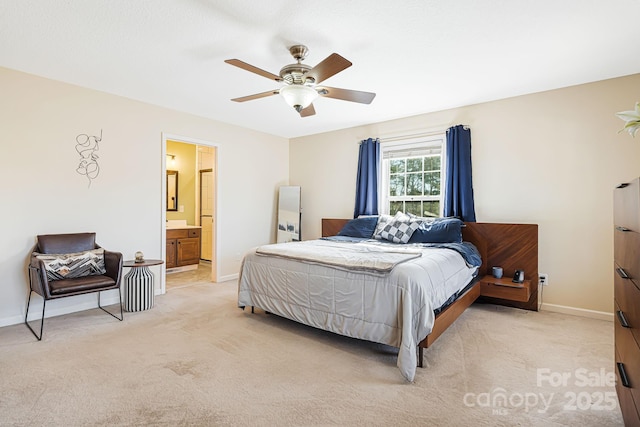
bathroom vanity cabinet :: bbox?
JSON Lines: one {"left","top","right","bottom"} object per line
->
{"left": 166, "top": 227, "right": 201, "bottom": 269}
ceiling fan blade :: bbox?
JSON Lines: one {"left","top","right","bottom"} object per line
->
{"left": 299, "top": 103, "right": 316, "bottom": 118}
{"left": 305, "top": 53, "right": 352, "bottom": 84}
{"left": 317, "top": 86, "right": 376, "bottom": 104}
{"left": 225, "top": 59, "right": 282, "bottom": 81}
{"left": 231, "top": 90, "right": 279, "bottom": 103}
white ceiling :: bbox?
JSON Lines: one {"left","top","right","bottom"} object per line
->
{"left": 1, "top": 1, "right": 639, "bottom": 139}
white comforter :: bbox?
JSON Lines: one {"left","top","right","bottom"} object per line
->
{"left": 237, "top": 239, "right": 478, "bottom": 381}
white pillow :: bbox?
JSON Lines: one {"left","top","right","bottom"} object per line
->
{"left": 372, "top": 214, "right": 394, "bottom": 239}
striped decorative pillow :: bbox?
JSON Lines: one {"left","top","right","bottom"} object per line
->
{"left": 34, "top": 248, "right": 106, "bottom": 281}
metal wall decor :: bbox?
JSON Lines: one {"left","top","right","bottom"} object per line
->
{"left": 75, "top": 129, "right": 102, "bottom": 187}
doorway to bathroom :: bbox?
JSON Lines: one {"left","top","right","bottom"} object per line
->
{"left": 161, "top": 134, "right": 218, "bottom": 293}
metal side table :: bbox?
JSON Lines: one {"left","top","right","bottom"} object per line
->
{"left": 122, "top": 259, "right": 164, "bottom": 312}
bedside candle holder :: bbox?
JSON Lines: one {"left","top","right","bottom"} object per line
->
{"left": 492, "top": 266, "right": 503, "bottom": 279}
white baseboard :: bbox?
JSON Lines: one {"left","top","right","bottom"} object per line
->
{"left": 4, "top": 292, "right": 613, "bottom": 328}
{"left": 1, "top": 292, "right": 121, "bottom": 328}
{"left": 218, "top": 273, "right": 238, "bottom": 283}
{"left": 540, "top": 303, "right": 613, "bottom": 322}
{"left": 4, "top": 271, "right": 236, "bottom": 327}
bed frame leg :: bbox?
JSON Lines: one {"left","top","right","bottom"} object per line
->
{"left": 417, "top": 346, "right": 424, "bottom": 368}
{"left": 251, "top": 306, "right": 254, "bottom": 314}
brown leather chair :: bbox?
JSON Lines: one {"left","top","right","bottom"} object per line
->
{"left": 26, "top": 232, "right": 124, "bottom": 340}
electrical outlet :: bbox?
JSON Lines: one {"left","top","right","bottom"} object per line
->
{"left": 539, "top": 273, "right": 549, "bottom": 286}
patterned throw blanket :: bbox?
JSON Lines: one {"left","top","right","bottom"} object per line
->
{"left": 255, "top": 240, "right": 422, "bottom": 274}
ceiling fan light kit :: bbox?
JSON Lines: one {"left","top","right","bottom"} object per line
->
{"left": 279, "top": 84, "right": 318, "bottom": 112}
{"left": 225, "top": 44, "right": 376, "bottom": 117}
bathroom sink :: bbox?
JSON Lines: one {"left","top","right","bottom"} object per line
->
{"left": 166, "top": 220, "right": 201, "bottom": 229}
{"left": 166, "top": 219, "right": 187, "bottom": 229}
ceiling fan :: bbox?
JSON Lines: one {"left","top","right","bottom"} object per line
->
{"left": 224, "top": 45, "right": 376, "bottom": 117}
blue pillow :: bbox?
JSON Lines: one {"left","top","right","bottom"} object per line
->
{"left": 408, "top": 217, "right": 464, "bottom": 243}
{"left": 337, "top": 216, "right": 379, "bottom": 238}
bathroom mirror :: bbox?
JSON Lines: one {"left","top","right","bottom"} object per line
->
{"left": 167, "top": 170, "right": 178, "bottom": 211}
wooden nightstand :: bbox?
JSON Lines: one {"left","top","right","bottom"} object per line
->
{"left": 480, "top": 275, "right": 531, "bottom": 303}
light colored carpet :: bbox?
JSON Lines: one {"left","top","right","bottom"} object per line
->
{"left": 0, "top": 279, "right": 622, "bottom": 426}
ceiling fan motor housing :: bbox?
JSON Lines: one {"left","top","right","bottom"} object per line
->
{"left": 279, "top": 63, "right": 314, "bottom": 85}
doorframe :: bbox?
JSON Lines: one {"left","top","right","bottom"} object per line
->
{"left": 160, "top": 133, "right": 219, "bottom": 294}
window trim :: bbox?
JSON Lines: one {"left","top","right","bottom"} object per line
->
{"left": 379, "top": 133, "right": 446, "bottom": 216}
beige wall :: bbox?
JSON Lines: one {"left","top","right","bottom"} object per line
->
{"left": 2, "top": 64, "right": 638, "bottom": 326}
{"left": 0, "top": 66, "right": 289, "bottom": 327}
{"left": 290, "top": 73, "right": 640, "bottom": 314}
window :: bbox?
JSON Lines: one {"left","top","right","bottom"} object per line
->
{"left": 380, "top": 134, "right": 445, "bottom": 217}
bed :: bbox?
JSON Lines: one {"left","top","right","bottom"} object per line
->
{"left": 238, "top": 215, "right": 538, "bottom": 381}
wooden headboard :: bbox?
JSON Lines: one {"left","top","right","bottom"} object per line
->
{"left": 321, "top": 218, "right": 539, "bottom": 311}
{"left": 321, "top": 218, "right": 350, "bottom": 238}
